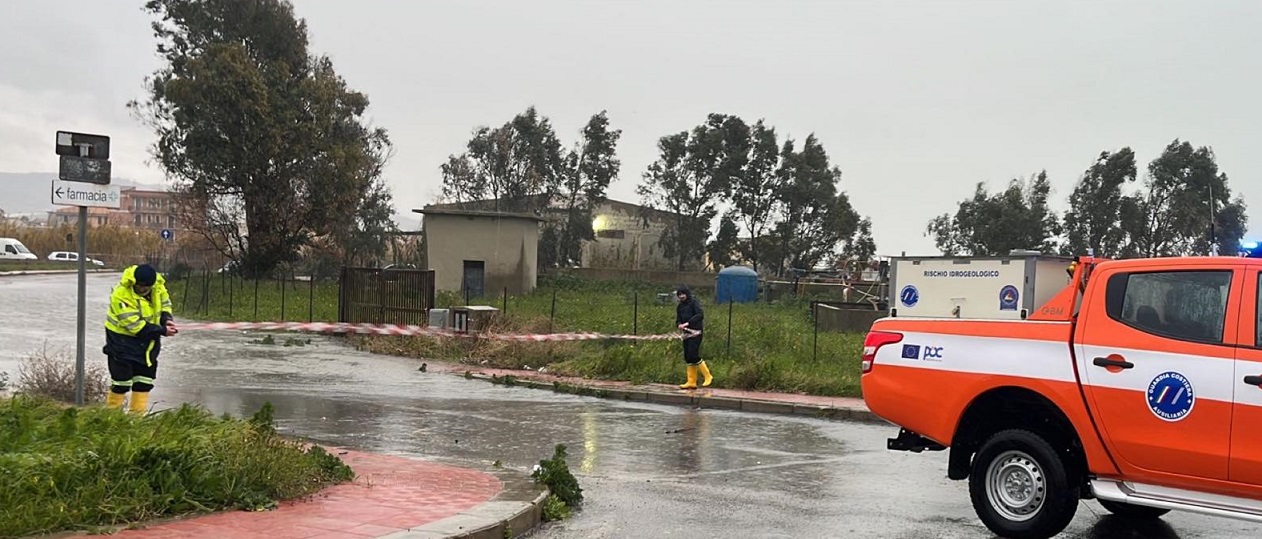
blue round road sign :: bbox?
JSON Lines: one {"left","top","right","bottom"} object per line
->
{"left": 160, "top": 229, "right": 173, "bottom": 241}
{"left": 1146, "top": 371, "right": 1195, "bottom": 421}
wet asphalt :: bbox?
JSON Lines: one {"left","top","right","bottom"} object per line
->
{"left": 0, "top": 273, "right": 1258, "bottom": 538}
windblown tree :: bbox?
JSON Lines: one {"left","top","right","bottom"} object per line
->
{"left": 729, "top": 119, "right": 781, "bottom": 272}
{"left": 439, "top": 107, "right": 619, "bottom": 268}
{"left": 1120, "top": 139, "right": 1248, "bottom": 257}
{"left": 439, "top": 106, "right": 566, "bottom": 213}
{"left": 129, "top": 0, "right": 394, "bottom": 277}
{"left": 707, "top": 214, "right": 740, "bottom": 270}
{"left": 555, "top": 111, "right": 621, "bottom": 267}
{"left": 926, "top": 171, "right": 1062, "bottom": 256}
{"left": 769, "top": 134, "right": 864, "bottom": 274}
{"left": 637, "top": 114, "right": 748, "bottom": 271}
{"left": 1062, "top": 148, "right": 1137, "bottom": 257}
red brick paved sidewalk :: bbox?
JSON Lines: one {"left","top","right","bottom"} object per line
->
{"left": 111, "top": 450, "right": 502, "bottom": 539}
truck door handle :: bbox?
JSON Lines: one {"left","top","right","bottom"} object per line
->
{"left": 1093, "top": 357, "right": 1134, "bottom": 369}
{"left": 1244, "top": 376, "right": 1262, "bottom": 387}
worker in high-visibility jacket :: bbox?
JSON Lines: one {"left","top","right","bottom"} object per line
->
{"left": 103, "top": 264, "right": 177, "bottom": 413}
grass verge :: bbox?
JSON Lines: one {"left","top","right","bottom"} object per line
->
{"left": 182, "top": 273, "right": 867, "bottom": 397}
{"left": 0, "top": 397, "right": 353, "bottom": 538}
{"left": 355, "top": 276, "right": 867, "bottom": 397}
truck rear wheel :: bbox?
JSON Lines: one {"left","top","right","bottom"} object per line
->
{"left": 1098, "top": 499, "right": 1170, "bottom": 519}
{"left": 968, "top": 429, "right": 1079, "bottom": 539}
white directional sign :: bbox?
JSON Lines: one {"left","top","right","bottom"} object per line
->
{"left": 51, "top": 179, "right": 121, "bottom": 208}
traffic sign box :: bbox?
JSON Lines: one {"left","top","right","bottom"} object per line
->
{"left": 55, "top": 131, "right": 110, "bottom": 159}
{"left": 55, "top": 131, "right": 111, "bottom": 185}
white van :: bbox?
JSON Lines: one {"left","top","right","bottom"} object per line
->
{"left": 0, "top": 238, "right": 37, "bottom": 260}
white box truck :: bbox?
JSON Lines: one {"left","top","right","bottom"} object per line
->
{"left": 888, "top": 251, "right": 1074, "bottom": 320}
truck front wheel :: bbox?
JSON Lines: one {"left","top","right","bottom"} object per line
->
{"left": 968, "top": 429, "right": 1079, "bottom": 539}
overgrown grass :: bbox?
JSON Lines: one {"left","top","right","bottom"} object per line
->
{"left": 180, "top": 273, "right": 867, "bottom": 396}
{"left": 358, "top": 276, "right": 867, "bottom": 397}
{"left": 0, "top": 397, "right": 353, "bottom": 538}
{"left": 16, "top": 343, "right": 110, "bottom": 404}
{"left": 169, "top": 274, "right": 340, "bottom": 323}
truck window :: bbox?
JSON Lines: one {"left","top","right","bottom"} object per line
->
{"left": 1105, "top": 270, "right": 1232, "bottom": 344}
{"left": 4, "top": 245, "right": 15, "bottom": 255}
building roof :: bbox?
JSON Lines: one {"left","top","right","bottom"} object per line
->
{"left": 427, "top": 196, "right": 681, "bottom": 221}
{"left": 413, "top": 206, "right": 546, "bottom": 222}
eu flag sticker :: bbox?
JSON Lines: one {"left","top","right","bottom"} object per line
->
{"left": 901, "top": 344, "right": 921, "bottom": 359}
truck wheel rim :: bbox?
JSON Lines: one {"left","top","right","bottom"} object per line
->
{"left": 986, "top": 450, "right": 1045, "bottom": 522}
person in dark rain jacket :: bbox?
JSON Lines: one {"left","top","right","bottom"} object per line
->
{"left": 675, "top": 285, "right": 712, "bottom": 389}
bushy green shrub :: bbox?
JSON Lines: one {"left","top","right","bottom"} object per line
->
{"left": 0, "top": 396, "right": 353, "bottom": 537}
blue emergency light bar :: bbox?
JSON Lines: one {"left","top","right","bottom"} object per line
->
{"left": 1241, "top": 240, "right": 1261, "bottom": 258}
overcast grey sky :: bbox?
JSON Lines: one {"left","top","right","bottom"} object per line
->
{"left": 2, "top": 0, "right": 1258, "bottom": 255}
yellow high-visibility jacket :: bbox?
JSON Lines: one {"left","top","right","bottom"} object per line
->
{"left": 103, "top": 265, "right": 174, "bottom": 366}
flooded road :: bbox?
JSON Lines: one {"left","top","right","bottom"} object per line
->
{"left": 0, "top": 273, "right": 1257, "bottom": 538}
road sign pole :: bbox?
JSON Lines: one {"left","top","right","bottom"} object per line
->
{"left": 54, "top": 130, "right": 112, "bottom": 407}
{"left": 75, "top": 143, "right": 89, "bottom": 406}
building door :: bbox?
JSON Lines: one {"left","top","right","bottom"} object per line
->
{"left": 462, "top": 260, "right": 485, "bottom": 300}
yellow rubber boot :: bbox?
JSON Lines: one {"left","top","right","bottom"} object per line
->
{"left": 698, "top": 361, "right": 713, "bottom": 387}
{"left": 105, "top": 392, "right": 125, "bottom": 410}
{"left": 128, "top": 391, "right": 150, "bottom": 414}
{"left": 679, "top": 365, "right": 698, "bottom": 389}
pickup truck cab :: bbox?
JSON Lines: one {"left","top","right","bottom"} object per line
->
{"left": 862, "top": 254, "right": 1262, "bottom": 538}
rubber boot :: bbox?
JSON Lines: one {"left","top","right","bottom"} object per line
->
{"left": 698, "top": 361, "right": 713, "bottom": 387}
{"left": 105, "top": 392, "right": 126, "bottom": 410}
{"left": 128, "top": 391, "right": 150, "bottom": 414}
{"left": 679, "top": 365, "right": 698, "bottom": 389}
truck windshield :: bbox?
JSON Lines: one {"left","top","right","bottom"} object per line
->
{"left": 14, "top": 244, "right": 30, "bottom": 254}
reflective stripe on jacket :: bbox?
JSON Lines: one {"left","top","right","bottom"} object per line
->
{"left": 104, "top": 265, "right": 173, "bottom": 366}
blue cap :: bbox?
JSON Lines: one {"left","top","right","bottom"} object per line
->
{"left": 134, "top": 264, "right": 157, "bottom": 286}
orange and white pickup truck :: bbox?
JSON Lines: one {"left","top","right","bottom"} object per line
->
{"left": 861, "top": 253, "right": 1262, "bottom": 538}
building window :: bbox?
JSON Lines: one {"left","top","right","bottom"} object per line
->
{"left": 596, "top": 229, "right": 626, "bottom": 239}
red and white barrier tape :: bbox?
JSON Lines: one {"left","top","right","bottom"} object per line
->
{"left": 175, "top": 321, "right": 700, "bottom": 342}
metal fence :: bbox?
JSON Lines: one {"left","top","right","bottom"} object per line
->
{"left": 337, "top": 267, "right": 437, "bottom": 325}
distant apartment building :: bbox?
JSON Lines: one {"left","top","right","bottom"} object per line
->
{"left": 48, "top": 187, "right": 180, "bottom": 231}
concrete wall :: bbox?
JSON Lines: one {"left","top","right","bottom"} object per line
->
{"left": 423, "top": 213, "right": 539, "bottom": 296}
{"left": 816, "top": 306, "right": 885, "bottom": 334}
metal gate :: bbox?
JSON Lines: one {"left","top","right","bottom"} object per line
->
{"left": 338, "top": 267, "right": 436, "bottom": 325}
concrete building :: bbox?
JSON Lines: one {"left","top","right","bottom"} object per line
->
{"left": 428, "top": 197, "right": 697, "bottom": 271}
{"left": 583, "top": 199, "right": 685, "bottom": 270}
{"left": 414, "top": 206, "right": 545, "bottom": 297}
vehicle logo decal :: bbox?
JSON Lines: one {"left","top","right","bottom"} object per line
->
{"left": 999, "top": 285, "right": 1019, "bottom": 311}
{"left": 1147, "top": 371, "right": 1195, "bottom": 422}
{"left": 900, "top": 285, "right": 919, "bottom": 307}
